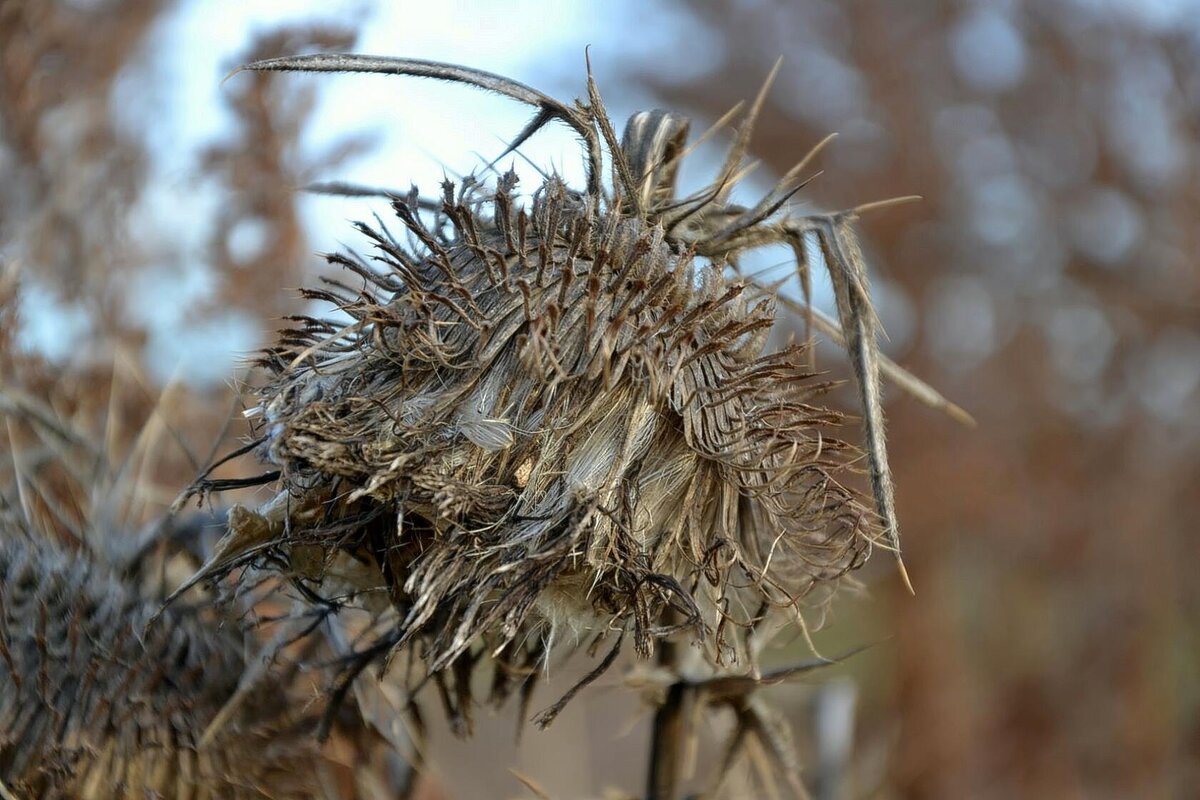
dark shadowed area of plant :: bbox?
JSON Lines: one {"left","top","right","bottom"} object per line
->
{"left": 0, "top": 1, "right": 1196, "bottom": 799}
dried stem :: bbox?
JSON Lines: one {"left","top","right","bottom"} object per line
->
{"left": 647, "top": 645, "right": 687, "bottom": 800}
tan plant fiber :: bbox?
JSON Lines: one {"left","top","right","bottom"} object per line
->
{"left": 185, "top": 54, "right": 952, "bottom": 731}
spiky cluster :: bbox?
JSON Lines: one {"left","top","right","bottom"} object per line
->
{"left": 0, "top": 520, "right": 317, "bottom": 799}
{"left": 255, "top": 173, "right": 872, "bottom": 665}
{"left": 187, "top": 55, "right": 911, "bottom": 727}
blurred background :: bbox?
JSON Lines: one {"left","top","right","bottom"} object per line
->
{"left": 1, "top": 0, "right": 1197, "bottom": 798}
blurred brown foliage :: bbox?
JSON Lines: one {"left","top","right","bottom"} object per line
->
{"left": 0, "top": 0, "right": 163, "bottom": 342}
{"left": 0, "top": 0, "right": 364, "bottom": 508}
{"left": 636, "top": 2, "right": 1200, "bottom": 798}
{"left": 203, "top": 25, "right": 374, "bottom": 319}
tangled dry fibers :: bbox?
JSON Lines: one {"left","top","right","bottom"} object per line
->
{"left": 182, "top": 53, "right": 934, "bottom": 730}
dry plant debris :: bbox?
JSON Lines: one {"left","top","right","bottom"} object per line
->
{"left": 0, "top": 521, "right": 321, "bottom": 800}
{"left": 0, "top": 364, "right": 417, "bottom": 799}
{"left": 178, "top": 54, "right": 963, "bottom": 759}
{"left": 0, "top": 395, "right": 322, "bottom": 799}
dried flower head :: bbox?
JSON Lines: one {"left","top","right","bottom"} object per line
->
{"left": 0, "top": 509, "right": 323, "bottom": 799}
{"left": 0, "top": 378, "right": 349, "bottom": 798}
{"left": 189, "top": 54, "right": 955, "bottom": 728}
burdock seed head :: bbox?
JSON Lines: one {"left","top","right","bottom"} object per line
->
{"left": 198, "top": 53, "right": 916, "bottom": 727}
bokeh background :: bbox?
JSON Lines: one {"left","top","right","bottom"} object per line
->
{"left": 1, "top": 1, "right": 1197, "bottom": 798}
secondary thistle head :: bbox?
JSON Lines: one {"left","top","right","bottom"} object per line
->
{"left": 0, "top": 508, "right": 320, "bottom": 798}
{"left": 206, "top": 53, "right": 911, "bottom": 726}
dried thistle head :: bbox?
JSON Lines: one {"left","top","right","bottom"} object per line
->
{"left": 0, "top": 380, "right": 356, "bottom": 798}
{"left": 0, "top": 507, "right": 325, "bottom": 799}
{"left": 195, "top": 53, "right": 938, "bottom": 727}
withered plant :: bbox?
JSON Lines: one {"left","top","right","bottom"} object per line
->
{"left": 178, "top": 53, "right": 965, "bottom": 797}
{"left": 0, "top": 393, "right": 325, "bottom": 799}
{"left": 0, "top": 514, "right": 326, "bottom": 799}
{"left": 0, "top": 361, "right": 414, "bottom": 799}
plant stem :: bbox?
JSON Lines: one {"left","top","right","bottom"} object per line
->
{"left": 647, "top": 643, "right": 686, "bottom": 800}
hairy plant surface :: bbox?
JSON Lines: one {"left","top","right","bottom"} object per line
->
{"left": 185, "top": 54, "right": 946, "bottom": 735}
